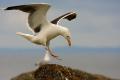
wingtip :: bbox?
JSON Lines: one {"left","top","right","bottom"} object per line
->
{"left": 68, "top": 11, "right": 77, "bottom": 15}
{"left": 4, "top": 6, "right": 19, "bottom": 10}
{"left": 65, "top": 12, "right": 77, "bottom": 21}
{"left": 4, "top": 7, "right": 13, "bottom": 10}
{"left": 4, "top": 8, "right": 8, "bottom": 10}
{"left": 70, "top": 12, "right": 77, "bottom": 16}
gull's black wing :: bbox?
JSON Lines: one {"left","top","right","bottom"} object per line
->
{"left": 51, "top": 12, "right": 77, "bottom": 24}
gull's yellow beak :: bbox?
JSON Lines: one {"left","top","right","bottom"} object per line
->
{"left": 66, "top": 36, "right": 72, "bottom": 46}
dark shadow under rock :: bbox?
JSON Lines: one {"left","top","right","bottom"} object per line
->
{"left": 11, "top": 64, "right": 113, "bottom": 80}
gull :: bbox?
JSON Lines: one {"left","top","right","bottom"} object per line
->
{"left": 5, "top": 3, "right": 76, "bottom": 61}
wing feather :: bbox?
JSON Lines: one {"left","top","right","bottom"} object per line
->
{"left": 5, "top": 3, "right": 51, "bottom": 34}
{"left": 5, "top": 5, "right": 35, "bottom": 13}
{"left": 51, "top": 12, "right": 77, "bottom": 24}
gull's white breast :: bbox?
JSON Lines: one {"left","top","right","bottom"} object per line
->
{"left": 36, "top": 24, "right": 61, "bottom": 42}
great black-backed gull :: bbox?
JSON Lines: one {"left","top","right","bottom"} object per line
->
{"left": 5, "top": 3, "right": 76, "bottom": 62}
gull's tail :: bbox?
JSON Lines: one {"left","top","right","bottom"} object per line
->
{"left": 16, "top": 32, "right": 35, "bottom": 42}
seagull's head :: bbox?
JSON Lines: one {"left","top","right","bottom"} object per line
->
{"left": 60, "top": 27, "right": 72, "bottom": 46}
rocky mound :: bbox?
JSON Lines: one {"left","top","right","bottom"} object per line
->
{"left": 11, "top": 64, "right": 113, "bottom": 80}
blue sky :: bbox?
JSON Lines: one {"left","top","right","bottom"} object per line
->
{"left": 0, "top": 0, "right": 120, "bottom": 48}
{"left": 0, "top": 0, "right": 120, "bottom": 80}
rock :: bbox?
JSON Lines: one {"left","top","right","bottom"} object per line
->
{"left": 11, "top": 71, "right": 35, "bottom": 80}
{"left": 11, "top": 64, "right": 113, "bottom": 80}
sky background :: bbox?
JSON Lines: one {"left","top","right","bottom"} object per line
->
{"left": 0, "top": 0, "right": 120, "bottom": 80}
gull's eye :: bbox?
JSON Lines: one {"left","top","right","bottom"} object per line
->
{"left": 66, "top": 36, "right": 70, "bottom": 38}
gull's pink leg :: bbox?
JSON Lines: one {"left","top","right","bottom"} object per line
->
{"left": 45, "top": 46, "right": 62, "bottom": 60}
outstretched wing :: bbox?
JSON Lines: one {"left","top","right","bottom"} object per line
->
{"left": 51, "top": 12, "right": 77, "bottom": 25}
{"left": 5, "top": 3, "right": 51, "bottom": 33}
{"left": 5, "top": 4, "right": 35, "bottom": 13}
